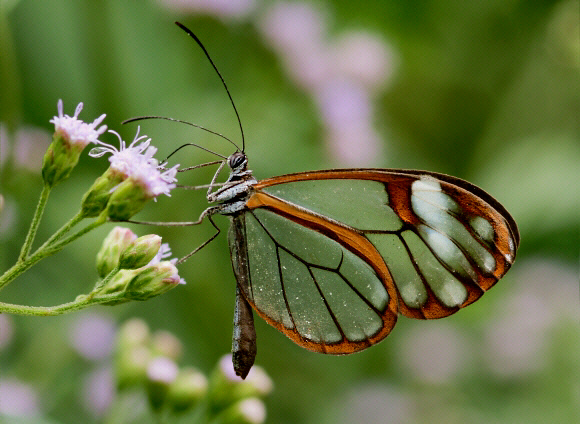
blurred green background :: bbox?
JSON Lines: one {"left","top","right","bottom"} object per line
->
{"left": 0, "top": 0, "right": 578, "bottom": 423}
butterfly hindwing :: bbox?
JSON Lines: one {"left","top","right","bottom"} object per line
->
{"left": 229, "top": 195, "right": 399, "bottom": 353}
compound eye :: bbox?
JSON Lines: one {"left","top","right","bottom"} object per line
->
{"left": 229, "top": 152, "right": 246, "bottom": 170}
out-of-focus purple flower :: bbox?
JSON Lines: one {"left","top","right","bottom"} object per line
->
{"left": 158, "top": 0, "right": 256, "bottom": 19}
{"left": 147, "top": 356, "right": 179, "bottom": 385}
{"left": 0, "top": 195, "right": 18, "bottom": 240}
{"left": 259, "top": 2, "right": 329, "bottom": 90}
{"left": 0, "top": 378, "right": 41, "bottom": 418}
{"left": 69, "top": 312, "right": 116, "bottom": 361}
{"left": 338, "top": 384, "right": 414, "bottom": 424}
{"left": 258, "top": 2, "right": 396, "bottom": 166}
{"left": 397, "top": 322, "right": 470, "bottom": 384}
{"left": 13, "top": 127, "right": 52, "bottom": 171}
{"left": 333, "top": 31, "right": 396, "bottom": 91}
{"left": 83, "top": 366, "right": 115, "bottom": 417}
{"left": 484, "top": 259, "right": 577, "bottom": 378}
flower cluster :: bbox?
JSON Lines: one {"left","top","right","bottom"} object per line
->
{"left": 94, "top": 227, "right": 184, "bottom": 303}
{"left": 80, "top": 128, "right": 178, "bottom": 220}
{"left": 114, "top": 319, "right": 272, "bottom": 422}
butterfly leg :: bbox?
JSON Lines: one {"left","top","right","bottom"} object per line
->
{"left": 176, "top": 214, "right": 221, "bottom": 264}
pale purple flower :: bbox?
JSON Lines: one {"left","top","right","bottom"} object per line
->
{"left": 14, "top": 126, "right": 51, "bottom": 171}
{"left": 258, "top": 2, "right": 394, "bottom": 166}
{"left": 90, "top": 128, "right": 179, "bottom": 198}
{"left": 339, "top": 384, "right": 414, "bottom": 424}
{"left": 82, "top": 366, "right": 114, "bottom": 417}
{"left": 397, "top": 322, "right": 470, "bottom": 384}
{"left": 50, "top": 99, "right": 107, "bottom": 147}
{"left": 0, "top": 378, "right": 41, "bottom": 418}
{"left": 69, "top": 313, "right": 116, "bottom": 361}
{"left": 147, "top": 356, "right": 179, "bottom": 384}
{"left": 332, "top": 31, "right": 396, "bottom": 91}
{"left": 159, "top": 0, "right": 256, "bottom": 19}
{"left": 483, "top": 259, "right": 577, "bottom": 378}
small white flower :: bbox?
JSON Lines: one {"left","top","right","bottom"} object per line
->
{"left": 50, "top": 99, "right": 107, "bottom": 147}
{"left": 89, "top": 127, "right": 179, "bottom": 198}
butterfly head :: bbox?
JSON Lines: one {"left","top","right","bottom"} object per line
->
{"left": 228, "top": 152, "right": 248, "bottom": 174}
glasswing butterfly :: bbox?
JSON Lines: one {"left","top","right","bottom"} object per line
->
{"left": 134, "top": 23, "right": 519, "bottom": 379}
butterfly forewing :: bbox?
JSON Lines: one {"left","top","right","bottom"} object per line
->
{"left": 229, "top": 169, "right": 518, "bottom": 352}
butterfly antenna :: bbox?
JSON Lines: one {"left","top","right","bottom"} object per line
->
{"left": 123, "top": 115, "right": 240, "bottom": 151}
{"left": 164, "top": 143, "right": 227, "bottom": 164}
{"left": 175, "top": 21, "right": 246, "bottom": 153}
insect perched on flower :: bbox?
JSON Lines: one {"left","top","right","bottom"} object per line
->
{"left": 132, "top": 23, "right": 519, "bottom": 379}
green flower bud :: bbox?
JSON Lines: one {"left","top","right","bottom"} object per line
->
{"left": 115, "top": 344, "right": 152, "bottom": 391}
{"left": 80, "top": 168, "right": 125, "bottom": 217}
{"left": 96, "top": 227, "right": 137, "bottom": 278}
{"left": 117, "top": 318, "right": 151, "bottom": 352}
{"left": 166, "top": 367, "right": 208, "bottom": 414}
{"left": 119, "top": 234, "right": 162, "bottom": 270}
{"left": 115, "top": 319, "right": 152, "bottom": 391}
{"left": 124, "top": 261, "right": 183, "bottom": 301}
{"left": 146, "top": 356, "right": 179, "bottom": 412}
{"left": 42, "top": 132, "right": 86, "bottom": 187}
{"left": 212, "top": 398, "right": 266, "bottom": 424}
{"left": 105, "top": 178, "right": 150, "bottom": 221}
{"left": 151, "top": 330, "right": 183, "bottom": 361}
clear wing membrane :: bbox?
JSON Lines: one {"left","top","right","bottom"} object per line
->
{"left": 229, "top": 169, "right": 518, "bottom": 351}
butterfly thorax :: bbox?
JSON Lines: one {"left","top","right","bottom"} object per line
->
{"left": 207, "top": 152, "right": 257, "bottom": 216}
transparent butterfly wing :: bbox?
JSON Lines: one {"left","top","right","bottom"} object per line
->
{"left": 229, "top": 169, "right": 518, "bottom": 351}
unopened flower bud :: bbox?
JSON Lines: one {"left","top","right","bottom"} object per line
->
{"left": 119, "top": 234, "right": 162, "bottom": 270}
{"left": 124, "top": 261, "right": 183, "bottom": 301}
{"left": 151, "top": 330, "right": 183, "bottom": 361}
{"left": 212, "top": 398, "right": 266, "bottom": 424}
{"left": 80, "top": 168, "right": 125, "bottom": 217}
{"left": 97, "top": 269, "right": 135, "bottom": 305}
{"left": 42, "top": 132, "right": 86, "bottom": 187}
{"left": 117, "top": 319, "right": 151, "bottom": 353}
{"left": 146, "top": 356, "right": 179, "bottom": 411}
{"left": 167, "top": 367, "right": 208, "bottom": 414}
{"left": 115, "top": 344, "right": 152, "bottom": 391}
{"left": 104, "top": 178, "right": 150, "bottom": 221}
{"left": 114, "top": 319, "right": 152, "bottom": 390}
{"left": 96, "top": 227, "right": 137, "bottom": 278}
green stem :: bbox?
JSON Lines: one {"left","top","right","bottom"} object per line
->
{"left": 39, "top": 214, "right": 106, "bottom": 257}
{"left": 0, "top": 292, "right": 124, "bottom": 316}
{"left": 91, "top": 265, "right": 120, "bottom": 294}
{"left": 18, "top": 184, "right": 51, "bottom": 261}
{"left": 0, "top": 214, "right": 107, "bottom": 291}
{"left": 36, "top": 209, "right": 85, "bottom": 252}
